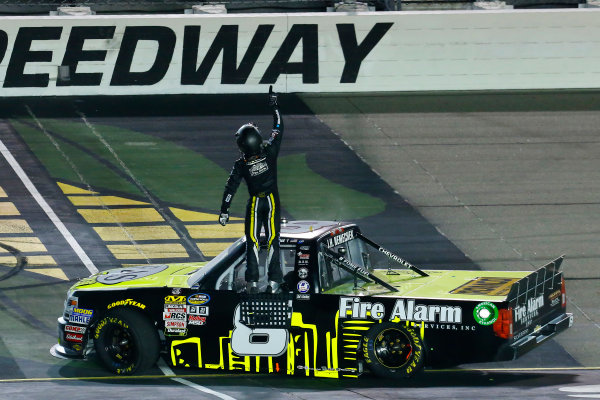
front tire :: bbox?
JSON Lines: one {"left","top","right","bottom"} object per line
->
{"left": 93, "top": 308, "right": 160, "bottom": 375}
{"left": 362, "top": 322, "right": 424, "bottom": 378}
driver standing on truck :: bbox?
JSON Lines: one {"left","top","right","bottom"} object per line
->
{"left": 218, "top": 86, "right": 283, "bottom": 294}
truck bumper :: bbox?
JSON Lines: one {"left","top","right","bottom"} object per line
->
{"left": 497, "top": 312, "right": 573, "bottom": 361}
{"left": 49, "top": 316, "right": 87, "bottom": 360}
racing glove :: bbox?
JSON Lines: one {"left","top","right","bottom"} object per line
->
{"left": 268, "top": 85, "right": 278, "bottom": 107}
{"left": 219, "top": 213, "right": 229, "bottom": 226}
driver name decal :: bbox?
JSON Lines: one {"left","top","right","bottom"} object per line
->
{"left": 339, "top": 297, "right": 463, "bottom": 324}
{"left": 326, "top": 230, "right": 354, "bottom": 248}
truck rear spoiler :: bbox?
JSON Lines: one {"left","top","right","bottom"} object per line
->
{"left": 506, "top": 255, "right": 565, "bottom": 306}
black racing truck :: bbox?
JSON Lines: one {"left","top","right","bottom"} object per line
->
{"left": 52, "top": 220, "right": 573, "bottom": 378}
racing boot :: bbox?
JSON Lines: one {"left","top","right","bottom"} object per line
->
{"left": 246, "top": 281, "right": 259, "bottom": 294}
{"left": 265, "top": 281, "right": 281, "bottom": 294}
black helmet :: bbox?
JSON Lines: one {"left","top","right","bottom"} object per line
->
{"left": 235, "top": 123, "right": 263, "bottom": 157}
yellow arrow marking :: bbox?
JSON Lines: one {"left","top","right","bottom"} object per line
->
{"left": 78, "top": 208, "right": 164, "bottom": 223}
{"left": 94, "top": 226, "right": 179, "bottom": 241}
{"left": 196, "top": 242, "right": 238, "bottom": 257}
{"left": 0, "top": 237, "right": 47, "bottom": 253}
{"left": 0, "top": 202, "right": 20, "bottom": 216}
{"left": 68, "top": 196, "right": 150, "bottom": 207}
{"left": 25, "top": 267, "right": 68, "bottom": 281}
{"left": 171, "top": 207, "right": 243, "bottom": 222}
{"left": 57, "top": 182, "right": 97, "bottom": 195}
{"left": 186, "top": 224, "right": 244, "bottom": 239}
{"left": 0, "top": 219, "right": 33, "bottom": 234}
{"left": 107, "top": 243, "right": 189, "bottom": 259}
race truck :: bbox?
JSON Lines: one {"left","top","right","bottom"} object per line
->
{"left": 51, "top": 220, "right": 573, "bottom": 378}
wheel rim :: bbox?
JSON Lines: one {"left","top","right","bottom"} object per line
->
{"left": 373, "top": 328, "right": 413, "bottom": 369}
{"left": 103, "top": 324, "right": 137, "bottom": 367}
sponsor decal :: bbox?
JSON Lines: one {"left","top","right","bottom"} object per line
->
{"left": 299, "top": 246, "right": 310, "bottom": 251}
{"left": 424, "top": 323, "right": 476, "bottom": 331}
{"left": 65, "top": 333, "right": 83, "bottom": 343}
{"left": 326, "top": 230, "right": 355, "bottom": 248}
{"left": 165, "top": 320, "right": 186, "bottom": 329}
{"left": 450, "top": 277, "right": 520, "bottom": 296}
{"left": 188, "top": 305, "right": 209, "bottom": 316}
{"left": 164, "top": 328, "right": 187, "bottom": 336}
{"left": 72, "top": 307, "right": 92, "bottom": 315}
{"left": 164, "top": 304, "right": 187, "bottom": 312}
{"left": 473, "top": 302, "right": 499, "bottom": 326}
{"left": 96, "top": 265, "right": 168, "bottom": 285}
{"left": 165, "top": 295, "right": 186, "bottom": 304}
{"left": 548, "top": 289, "right": 561, "bottom": 307}
{"left": 107, "top": 298, "right": 146, "bottom": 310}
{"left": 514, "top": 294, "right": 544, "bottom": 325}
{"left": 171, "top": 287, "right": 182, "bottom": 295}
{"left": 163, "top": 312, "right": 186, "bottom": 320}
{"left": 188, "top": 315, "right": 207, "bottom": 326}
{"left": 72, "top": 344, "right": 82, "bottom": 352}
{"left": 297, "top": 252, "right": 310, "bottom": 260}
{"left": 298, "top": 267, "right": 309, "bottom": 279}
{"left": 297, "top": 280, "right": 310, "bottom": 293}
{"left": 70, "top": 308, "right": 93, "bottom": 325}
{"left": 513, "top": 328, "right": 530, "bottom": 341}
{"left": 339, "top": 297, "right": 463, "bottom": 324}
{"left": 65, "top": 325, "right": 86, "bottom": 334}
{"left": 296, "top": 294, "right": 310, "bottom": 300}
{"left": 248, "top": 158, "right": 269, "bottom": 177}
{"left": 187, "top": 293, "right": 210, "bottom": 305}
{"left": 298, "top": 260, "right": 309, "bottom": 265}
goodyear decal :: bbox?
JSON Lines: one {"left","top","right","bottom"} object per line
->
{"left": 107, "top": 298, "right": 146, "bottom": 310}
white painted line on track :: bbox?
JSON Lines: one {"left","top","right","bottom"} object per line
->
{"left": 0, "top": 137, "right": 98, "bottom": 275}
{"left": 559, "top": 384, "right": 600, "bottom": 398}
{"left": 157, "top": 358, "right": 237, "bottom": 400}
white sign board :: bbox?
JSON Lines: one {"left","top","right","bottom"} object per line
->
{"left": 0, "top": 9, "right": 599, "bottom": 96}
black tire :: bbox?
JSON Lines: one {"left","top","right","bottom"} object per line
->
{"left": 93, "top": 308, "right": 160, "bottom": 375}
{"left": 362, "top": 322, "right": 425, "bottom": 379}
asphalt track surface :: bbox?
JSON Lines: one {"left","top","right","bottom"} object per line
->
{"left": 0, "top": 91, "right": 599, "bottom": 399}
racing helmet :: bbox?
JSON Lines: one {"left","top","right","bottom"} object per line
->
{"left": 235, "top": 123, "right": 263, "bottom": 157}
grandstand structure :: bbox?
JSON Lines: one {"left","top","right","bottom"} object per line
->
{"left": 0, "top": 0, "right": 592, "bottom": 14}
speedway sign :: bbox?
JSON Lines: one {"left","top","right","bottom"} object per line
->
{"left": 0, "top": 13, "right": 394, "bottom": 96}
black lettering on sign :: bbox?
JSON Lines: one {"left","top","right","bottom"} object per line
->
{"left": 58, "top": 26, "right": 116, "bottom": 87}
{"left": 336, "top": 23, "right": 393, "bottom": 83}
{"left": 260, "top": 24, "right": 318, "bottom": 84}
{"left": 0, "top": 30, "right": 7, "bottom": 64}
{"left": 110, "top": 26, "right": 176, "bottom": 86}
{"left": 182, "top": 24, "right": 274, "bottom": 85}
{"left": 3, "top": 27, "right": 62, "bottom": 88}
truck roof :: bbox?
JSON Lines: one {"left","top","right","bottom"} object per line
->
{"left": 280, "top": 220, "right": 355, "bottom": 240}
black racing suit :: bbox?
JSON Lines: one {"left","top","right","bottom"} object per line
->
{"left": 220, "top": 105, "right": 283, "bottom": 283}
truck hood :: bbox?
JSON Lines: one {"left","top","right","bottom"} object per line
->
{"left": 70, "top": 263, "right": 207, "bottom": 291}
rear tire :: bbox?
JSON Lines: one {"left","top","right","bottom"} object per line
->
{"left": 93, "top": 308, "right": 160, "bottom": 375}
{"left": 362, "top": 322, "right": 424, "bottom": 378}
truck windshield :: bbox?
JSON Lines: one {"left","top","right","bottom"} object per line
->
{"left": 319, "top": 235, "right": 369, "bottom": 291}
